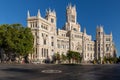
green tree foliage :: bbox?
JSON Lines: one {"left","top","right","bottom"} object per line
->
{"left": 67, "top": 50, "right": 82, "bottom": 64}
{"left": 0, "top": 24, "right": 33, "bottom": 62}
{"left": 53, "top": 52, "right": 60, "bottom": 63}
{"left": 61, "top": 53, "right": 67, "bottom": 62}
{"left": 66, "top": 51, "right": 73, "bottom": 63}
{"left": 117, "top": 56, "right": 120, "bottom": 63}
{"left": 103, "top": 56, "right": 118, "bottom": 64}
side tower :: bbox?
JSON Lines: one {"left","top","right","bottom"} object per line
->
{"left": 27, "top": 10, "right": 41, "bottom": 61}
{"left": 45, "top": 9, "right": 57, "bottom": 33}
{"left": 96, "top": 26, "right": 104, "bottom": 61}
{"left": 64, "top": 4, "right": 80, "bottom": 32}
{"left": 103, "top": 32, "right": 116, "bottom": 58}
{"left": 27, "top": 9, "right": 57, "bottom": 63}
{"left": 95, "top": 25, "right": 116, "bottom": 63}
{"left": 45, "top": 9, "right": 57, "bottom": 58}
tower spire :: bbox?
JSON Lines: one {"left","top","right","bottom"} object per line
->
{"left": 110, "top": 32, "right": 112, "bottom": 36}
{"left": 27, "top": 10, "right": 30, "bottom": 18}
{"left": 73, "top": 4, "right": 76, "bottom": 10}
{"left": 84, "top": 27, "right": 86, "bottom": 34}
{"left": 37, "top": 9, "right": 41, "bottom": 18}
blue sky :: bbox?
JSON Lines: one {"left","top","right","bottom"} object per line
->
{"left": 0, "top": 0, "right": 120, "bottom": 56}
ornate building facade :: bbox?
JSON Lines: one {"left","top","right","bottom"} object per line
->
{"left": 27, "top": 4, "right": 116, "bottom": 63}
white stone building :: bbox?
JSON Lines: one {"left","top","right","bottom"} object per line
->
{"left": 95, "top": 26, "right": 116, "bottom": 61}
{"left": 27, "top": 4, "right": 116, "bottom": 63}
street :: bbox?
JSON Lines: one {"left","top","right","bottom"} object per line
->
{"left": 0, "top": 64, "right": 120, "bottom": 80}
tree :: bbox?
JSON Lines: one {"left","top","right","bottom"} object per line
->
{"left": 61, "top": 53, "right": 67, "bottom": 63}
{"left": 67, "top": 50, "right": 73, "bottom": 63}
{"left": 67, "top": 50, "right": 82, "bottom": 64}
{"left": 103, "top": 56, "right": 118, "bottom": 64}
{"left": 117, "top": 56, "right": 120, "bottom": 63}
{"left": 0, "top": 24, "right": 34, "bottom": 63}
{"left": 103, "top": 56, "right": 107, "bottom": 64}
{"left": 74, "top": 52, "right": 82, "bottom": 63}
{"left": 52, "top": 52, "right": 60, "bottom": 64}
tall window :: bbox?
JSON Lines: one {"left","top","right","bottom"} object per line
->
{"left": 51, "top": 18, "right": 54, "bottom": 23}
{"left": 44, "top": 49, "right": 46, "bottom": 57}
{"left": 44, "top": 39, "right": 46, "bottom": 45}
{"left": 35, "top": 22, "right": 37, "bottom": 27}
{"left": 36, "top": 48, "right": 37, "bottom": 58}
{"left": 106, "top": 47, "right": 109, "bottom": 51}
{"left": 87, "top": 53, "right": 89, "bottom": 57}
{"left": 91, "top": 54, "right": 92, "bottom": 58}
{"left": 51, "top": 42, "right": 54, "bottom": 46}
{"left": 51, "top": 37, "right": 54, "bottom": 46}
{"left": 98, "top": 47, "right": 100, "bottom": 51}
{"left": 47, "top": 49, "right": 48, "bottom": 57}
{"left": 57, "top": 44, "right": 60, "bottom": 48}
{"left": 30, "top": 22, "right": 32, "bottom": 28}
{"left": 98, "top": 32, "right": 100, "bottom": 35}
{"left": 51, "top": 36, "right": 53, "bottom": 39}
{"left": 42, "top": 48, "right": 43, "bottom": 57}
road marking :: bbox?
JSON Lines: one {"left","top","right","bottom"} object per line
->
{"left": 41, "top": 70, "right": 62, "bottom": 73}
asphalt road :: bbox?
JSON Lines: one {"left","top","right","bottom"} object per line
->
{"left": 0, "top": 64, "right": 120, "bottom": 80}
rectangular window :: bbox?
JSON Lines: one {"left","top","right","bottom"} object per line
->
{"left": 36, "top": 22, "right": 37, "bottom": 27}
{"left": 57, "top": 44, "right": 60, "bottom": 48}
{"left": 30, "top": 23, "right": 32, "bottom": 28}
{"left": 47, "top": 49, "right": 48, "bottom": 57}
{"left": 87, "top": 47, "right": 89, "bottom": 51}
{"left": 91, "top": 47, "right": 92, "bottom": 51}
{"left": 51, "top": 42, "right": 54, "bottom": 46}
{"left": 42, "top": 48, "right": 43, "bottom": 57}
{"left": 98, "top": 32, "right": 100, "bottom": 35}
{"left": 87, "top": 53, "right": 89, "bottom": 57}
{"left": 36, "top": 48, "right": 37, "bottom": 58}
{"left": 51, "top": 18, "right": 54, "bottom": 23}
{"left": 44, "top": 49, "right": 46, "bottom": 57}
{"left": 42, "top": 33, "right": 43, "bottom": 37}
{"left": 98, "top": 47, "right": 100, "bottom": 51}
{"left": 41, "top": 25, "right": 43, "bottom": 28}
{"left": 35, "top": 32, "right": 37, "bottom": 36}
{"left": 106, "top": 47, "right": 109, "bottom": 51}
{"left": 44, "top": 39, "right": 46, "bottom": 45}
{"left": 106, "top": 38, "right": 110, "bottom": 41}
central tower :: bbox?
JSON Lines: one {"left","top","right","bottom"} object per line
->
{"left": 64, "top": 4, "right": 80, "bottom": 32}
{"left": 66, "top": 4, "right": 77, "bottom": 23}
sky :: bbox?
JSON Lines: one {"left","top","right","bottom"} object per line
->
{"left": 0, "top": 0, "right": 120, "bottom": 56}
